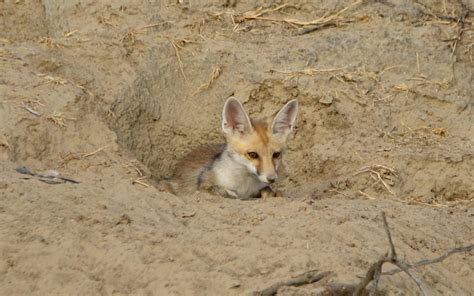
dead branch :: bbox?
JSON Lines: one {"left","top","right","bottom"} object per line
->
{"left": 252, "top": 270, "right": 330, "bottom": 296}
{"left": 257, "top": 212, "right": 472, "bottom": 295}
{"left": 351, "top": 212, "right": 429, "bottom": 296}
{"left": 392, "top": 260, "right": 428, "bottom": 295}
{"left": 297, "top": 22, "right": 338, "bottom": 35}
{"left": 353, "top": 256, "right": 385, "bottom": 295}
{"left": 383, "top": 244, "right": 474, "bottom": 276}
{"left": 382, "top": 213, "right": 396, "bottom": 259}
{"left": 369, "top": 262, "right": 382, "bottom": 296}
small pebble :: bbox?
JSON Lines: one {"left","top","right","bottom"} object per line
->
{"left": 319, "top": 96, "right": 333, "bottom": 105}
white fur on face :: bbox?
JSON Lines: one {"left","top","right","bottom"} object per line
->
{"left": 242, "top": 155, "right": 277, "bottom": 184}
{"left": 230, "top": 151, "right": 257, "bottom": 176}
{"left": 257, "top": 174, "right": 271, "bottom": 183}
{"left": 214, "top": 150, "right": 268, "bottom": 198}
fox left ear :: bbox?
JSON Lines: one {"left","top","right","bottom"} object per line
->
{"left": 271, "top": 99, "right": 298, "bottom": 139}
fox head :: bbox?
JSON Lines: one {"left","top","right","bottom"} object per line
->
{"left": 221, "top": 97, "right": 298, "bottom": 184}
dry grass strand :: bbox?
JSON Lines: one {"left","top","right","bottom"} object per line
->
{"left": 47, "top": 111, "right": 67, "bottom": 127}
{"left": 59, "top": 146, "right": 107, "bottom": 167}
{"left": 193, "top": 65, "right": 222, "bottom": 95}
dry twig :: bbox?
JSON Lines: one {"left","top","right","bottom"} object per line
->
{"left": 59, "top": 146, "right": 107, "bottom": 167}
{"left": 270, "top": 67, "right": 345, "bottom": 80}
{"left": 22, "top": 103, "right": 41, "bottom": 117}
{"left": 298, "top": 22, "right": 338, "bottom": 35}
{"left": 123, "top": 161, "right": 145, "bottom": 176}
{"left": 124, "top": 161, "right": 151, "bottom": 187}
{"left": 358, "top": 190, "right": 376, "bottom": 200}
{"left": 132, "top": 176, "right": 150, "bottom": 188}
{"left": 350, "top": 212, "right": 429, "bottom": 296}
{"left": 354, "top": 165, "right": 398, "bottom": 195}
{"left": 64, "top": 30, "right": 78, "bottom": 37}
{"left": 193, "top": 65, "right": 222, "bottom": 95}
{"left": 236, "top": 1, "right": 361, "bottom": 28}
{"left": 254, "top": 212, "right": 473, "bottom": 295}
{"left": 252, "top": 270, "right": 330, "bottom": 296}
{"left": 383, "top": 244, "right": 474, "bottom": 276}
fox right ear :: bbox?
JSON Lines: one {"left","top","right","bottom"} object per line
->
{"left": 272, "top": 99, "right": 298, "bottom": 139}
{"left": 222, "top": 97, "right": 253, "bottom": 135}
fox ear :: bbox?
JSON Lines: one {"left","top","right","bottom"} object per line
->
{"left": 222, "top": 96, "right": 253, "bottom": 135}
{"left": 272, "top": 99, "right": 298, "bottom": 139}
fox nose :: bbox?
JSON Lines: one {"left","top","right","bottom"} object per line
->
{"left": 267, "top": 175, "right": 277, "bottom": 183}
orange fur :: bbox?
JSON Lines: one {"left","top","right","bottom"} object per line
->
{"left": 227, "top": 120, "right": 284, "bottom": 178}
{"left": 173, "top": 144, "right": 225, "bottom": 194}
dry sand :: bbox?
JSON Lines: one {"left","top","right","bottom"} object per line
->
{"left": 0, "top": 0, "right": 473, "bottom": 295}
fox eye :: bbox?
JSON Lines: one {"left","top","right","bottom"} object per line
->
{"left": 273, "top": 152, "right": 281, "bottom": 158}
{"left": 247, "top": 152, "right": 259, "bottom": 159}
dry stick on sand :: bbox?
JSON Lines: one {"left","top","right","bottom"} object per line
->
{"left": 231, "top": 3, "right": 292, "bottom": 30}
{"left": 252, "top": 270, "right": 330, "bottom": 296}
{"left": 270, "top": 67, "right": 346, "bottom": 80}
{"left": 59, "top": 146, "right": 107, "bottom": 167}
{"left": 123, "top": 161, "right": 144, "bottom": 177}
{"left": 324, "top": 212, "right": 430, "bottom": 296}
{"left": 298, "top": 22, "right": 338, "bottom": 35}
{"left": 22, "top": 103, "right": 41, "bottom": 117}
{"left": 124, "top": 161, "right": 151, "bottom": 188}
{"left": 236, "top": 0, "right": 362, "bottom": 28}
{"left": 252, "top": 213, "right": 473, "bottom": 295}
{"left": 132, "top": 176, "right": 150, "bottom": 188}
{"left": 354, "top": 212, "right": 430, "bottom": 295}
{"left": 383, "top": 244, "right": 474, "bottom": 276}
{"left": 353, "top": 165, "right": 397, "bottom": 195}
{"left": 325, "top": 213, "right": 474, "bottom": 295}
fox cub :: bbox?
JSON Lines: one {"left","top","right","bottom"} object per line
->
{"left": 161, "top": 97, "right": 298, "bottom": 199}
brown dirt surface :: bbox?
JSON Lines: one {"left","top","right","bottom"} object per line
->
{"left": 0, "top": 0, "right": 473, "bottom": 295}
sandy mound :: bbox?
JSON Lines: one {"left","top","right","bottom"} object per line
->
{"left": 0, "top": 0, "right": 472, "bottom": 295}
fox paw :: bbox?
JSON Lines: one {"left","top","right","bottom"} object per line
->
{"left": 260, "top": 188, "right": 284, "bottom": 199}
{"left": 225, "top": 189, "right": 239, "bottom": 199}
{"left": 208, "top": 185, "right": 239, "bottom": 199}
{"left": 157, "top": 180, "right": 175, "bottom": 194}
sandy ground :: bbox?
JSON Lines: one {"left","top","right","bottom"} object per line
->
{"left": 0, "top": 0, "right": 473, "bottom": 295}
